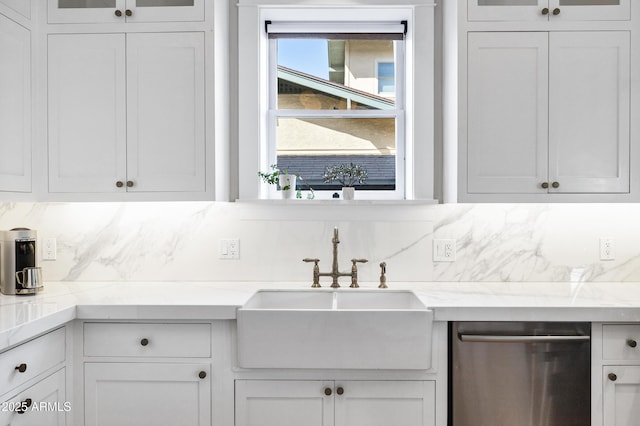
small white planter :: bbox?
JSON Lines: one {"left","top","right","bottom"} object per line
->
{"left": 279, "top": 174, "right": 297, "bottom": 199}
{"left": 342, "top": 187, "right": 355, "bottom": 200}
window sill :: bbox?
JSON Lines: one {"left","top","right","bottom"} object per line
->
{"left": 235, "top": 199, "right": 439, "bottom": 206}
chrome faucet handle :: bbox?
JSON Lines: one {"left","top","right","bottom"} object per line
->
{"left": 303, "top": 258, "right": 321, "bottom": 288}
{"left": 378, "top": 262, "right": 388, "bottom": 288}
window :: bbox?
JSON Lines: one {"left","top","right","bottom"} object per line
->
{"left": 237, "top": 4, "right": 435, "bottom": 201}
{"left": 267, "top": 22, "right": 405, "bottom": 199}
{"left": 377, "top": 62, "right": 395, "bottom": 95}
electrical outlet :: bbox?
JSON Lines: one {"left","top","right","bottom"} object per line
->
{"left": 433, "top": 239, "right": 456, "bottom": 262}
{"left": 219, "top": 239, "right": 240, "bottom": 260}
{"left": 600, "top": 237, "right": 615, "bottom": 261}
{"left": 43, "top": 238, "right": 57, "bottom": 261}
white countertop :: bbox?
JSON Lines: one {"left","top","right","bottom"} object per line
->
{"left": 2, "top": 281, "right": 640, "bottom": 351}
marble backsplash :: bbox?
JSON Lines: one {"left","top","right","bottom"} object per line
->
{"left": 0, "top": 201, "right": 639, "bottom": 283}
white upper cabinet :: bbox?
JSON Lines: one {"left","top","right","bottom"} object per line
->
{"left": 466, "top": 32, "right": 549, "bottom": 194}
{"left": 0, "top": 0, "right": 31, "bottom": 19}
{"left": 125, "top": 32, "right": 205, "bottom": 193}
{"left": 548, "top": 31, "right": 630, "bottom": 194}
{"left": 48, "top": 34, "right": 127, "bottom": 193}
{"left": 47, "top": 0, "right": 204, "bottom": 24}
{"left": 0, "top": 14, "right": 30, "bottom": 193}
{"left": 467, "top": 0, "right": 630, "bottom": 22}
{"left": 465, "top": 31, "right": 630, "bottom": 196}
{"left": 48, "top": 32, "right": 206, "bottom": 195}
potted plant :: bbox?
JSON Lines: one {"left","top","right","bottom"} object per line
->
{"left": 322, "top": 163, "right": 368, "bottom": 200}
{"left": 258, "top": 164, "right": 297, "bottom": 199}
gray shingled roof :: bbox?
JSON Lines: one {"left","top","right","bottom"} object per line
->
{"left": 277, "top": 155, "right": 396, "bottom": 189}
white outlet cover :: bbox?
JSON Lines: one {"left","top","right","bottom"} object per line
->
{"left": 433, "top": 239, "right": 456, "bottom": 262}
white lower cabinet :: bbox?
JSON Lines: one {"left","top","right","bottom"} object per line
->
{"left": 603, "top": 366, "right": 640, "bottom": 426}
{"left": 598, "top": 323, "right": 640, "bottom": 426}
{"left": 0, "top": 368, "right": 67, "bottom": 426}
{"left": 0, "top": 327, "right": 67, "bottom": 426}
{"left": 84, "top": 363, "right": 210, "bottom": 426}
{"left": 235, "top": 380, "right": 435, "bottom": 426}
{"left": 82, "top": 322, "right": 212, "bottom": 426}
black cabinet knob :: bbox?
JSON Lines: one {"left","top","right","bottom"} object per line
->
{"left": 140, "top": 338, "right": 149, "bottom": 346}
{"left": 198, "top": 371, "right": 206, "bottom": 379}
{"left": 15, "top": 363, "right": 27, "bottom": 373}
{"left": 628, "top": 339, "right": 637, "bottom": 348}
{"left": 609, "top": 373, "right": 618, "bottom": 381}
{"left": 324, "top": 387, "right": 332, "bottom": 396}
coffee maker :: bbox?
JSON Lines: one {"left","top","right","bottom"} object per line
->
{"left": 0, "top": 228, "right": 43, "bottom": 295}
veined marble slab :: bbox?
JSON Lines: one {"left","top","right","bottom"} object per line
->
{"left": 2, "top": 281, "right": 640, "bottom": 352}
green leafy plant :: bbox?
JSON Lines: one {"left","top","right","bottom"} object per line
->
{"left": 258, "top": 164, "right": 314, "bottom": 198}
{"left": 258, "top": 164, "right": 291, "bottom": 190}
{"left": 322, "top": 163, "right": 368, "bottom": 187}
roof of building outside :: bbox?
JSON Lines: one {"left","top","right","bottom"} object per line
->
{"left": 278, "top": 65, "right": 395, "bottom": 110}
{"left": 278, "top": 155, "right": 395, "bottom": 188}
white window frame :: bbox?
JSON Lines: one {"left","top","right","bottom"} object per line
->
{"left": 268, "top": 25, "right": 405, "bottom": 200}
{"left": 237, "top": 2, "right": 436, "bottom": 201}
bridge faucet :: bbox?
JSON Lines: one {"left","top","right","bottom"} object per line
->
{"left": 303, "top": 227, "right": 367, "bottom": 288}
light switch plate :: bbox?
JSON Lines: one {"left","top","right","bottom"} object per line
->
{"left": 219, "top": 239, "right": 240, "bottom": 260}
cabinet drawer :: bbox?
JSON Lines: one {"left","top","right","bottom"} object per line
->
{"left": 84, "top": 323, "right": 211, "bottom": 358}
{"left": 0, "top": 327, "right": 66, "bottom": 396}
{"left": 603, "top": 324, "right": 640, "bottom": 360}
{"left": 0, "top": 368, "right": 66, "bottom": 425}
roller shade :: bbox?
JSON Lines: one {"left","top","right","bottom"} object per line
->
{"left": 265, "top": 21, "right": 407, "bottom": 40}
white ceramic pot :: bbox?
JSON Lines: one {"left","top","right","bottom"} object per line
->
{"left": 279, "top": 174, "right": 297, "bottom": 199}
{"left": 342, "top": 187, "right": 355, "bottom": 200}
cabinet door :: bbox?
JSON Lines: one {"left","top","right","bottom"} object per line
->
{"left": 84, "top": 363, "right": 210, "bottom": 426}
{"left": 125, "top": 32, "right": 206, "bottom": 192}
{"left": 235, "top": 380, "right": 333, "bottom": 426}
{"left": 48, "top": 0, "right": 203, "bottom": 23}
{"left": 467, "top": 0, "right": 549, "bottom": 22}
{"left": 467, "top": 0, "right": 630, "bottom": 21}
{"left": 48, "top": 0, "right": 125, "bottom": 24}
{"left": 125, "top": 0, "right": 204, "bottom": 23}
{"left": 548, "top": 31, "right": 630, "bottom": 193}
{"left": 466, "top": 32, "right": 548, "bottom": 194}
{"left": 0, "top": 14, "right": 30, "bottom": 192}
{"left": 48, "top": 34, "right": 127, "bottom": 193}
{"left": 603, "top": 366, "right": 640, "bottom": 426}
{"left": 548, "top": 0, "right": 630, "bottom": 21}
{"left": 334, "top": 381, "right": 435, "bottom": 426}
{"left": 0, "top": 368, "right": 66, "bottom": 426}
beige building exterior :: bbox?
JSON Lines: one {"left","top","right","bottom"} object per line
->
{"left": 277, "top": 39, "right": 396, "bottom": 157}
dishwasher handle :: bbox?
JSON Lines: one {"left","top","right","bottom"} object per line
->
{"left": 458, "top": 334, "right": 590, "bottom": 343}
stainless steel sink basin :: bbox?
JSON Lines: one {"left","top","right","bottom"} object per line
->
{"left": 236, "top": 289, "right": 433, "bottom": 370}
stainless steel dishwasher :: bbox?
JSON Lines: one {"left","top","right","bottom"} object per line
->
{"left": 450, "top": 321, "right": 591, "bottom": 426}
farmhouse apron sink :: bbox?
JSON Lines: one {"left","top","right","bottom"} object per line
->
{"left": 236, "top": 289, "right": 433, "bottom": 369}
